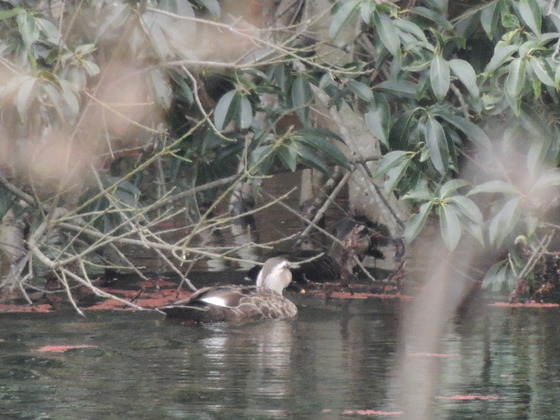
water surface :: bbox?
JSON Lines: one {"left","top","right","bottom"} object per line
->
{"left": 0, "top": 294, "right": 559, "bottom": 419}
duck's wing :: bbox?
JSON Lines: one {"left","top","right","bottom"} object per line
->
{"left": 160, "top": 286, "right": 258, "bottom": 322}
{"left": 160, "top": 286, "right": 297, "bottom": 322}
{"left": 194, "top": 286, "right": 257, "bottom": 308}
{"left": 190, "top": 286, "right": 298, "bottom": 319}
{"left": 233, "top": 289, "right": 298, "bottom": 320}
{"left": 168, "top": 285, "right": 256, "bottom": 307}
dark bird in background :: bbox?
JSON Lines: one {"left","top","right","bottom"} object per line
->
{"left": 247, "top": 217, "right": 387, "bottom": 286}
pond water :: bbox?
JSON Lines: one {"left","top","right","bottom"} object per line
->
{"left": 0, "top": 291, "right": 559, "bottom": 419}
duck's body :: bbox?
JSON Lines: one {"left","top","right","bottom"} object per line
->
{"left": 161, "top": 257, "right": 297, "bottom": 323}
{"left": 162, "top": 285, "right": 297, "bottom": 322}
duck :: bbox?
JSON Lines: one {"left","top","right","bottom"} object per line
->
{"left": 247, "top": 217, "right": 386, "bottom": 286}
{"left": 161, "top": 257, "right": 298, "bottom": 323}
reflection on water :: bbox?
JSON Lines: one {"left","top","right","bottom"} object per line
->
{"left": 179, "top": 321, "right": 297, "bottom": 418}
{"left": 0, "top": 296, "right": 559, "bottom": 418}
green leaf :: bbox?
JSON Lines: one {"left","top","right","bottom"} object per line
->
{"left": 198, "top": 0, "right": 220, "bottom": 18}
{"left": 291, "top": 75, "right": 312, "bottom": 125}
{"left": 449, "top": 59, "right": 479, "bottom": 97}
{"left": 296, "top": 144, "right": 329, "bottom": 174}
{"left": 149, "top": 69, "right": 172, "bottom": 108}
{"left": 533, "top": 169, "right": 560, "bottom": 189}
{"left": 488, "top": 197, "right": 521, "bottom": 247}
{"left": 319, "top": 73, "right": 335, "bottom": 90}
{"left": 374, "top": 151, "right": 411, "bottom": 178}
{"left": 485, "top": 44, "right": 518, "bottom": 74}
{"left": 294, "top": 134, "right": 349, "bottom": 169}
{"left": 525, "top": 215, "right": 538, "bottom": 236}
{"left": 238, "top": 95, "right": 253, "bottom": 129}
{"left": 330, "top": 0, "right": 360, "bottom": 40}
{"left": 410, "top": 7, "right": 454, "bottom": 31}
{"left": 531, "top": 79, "right": 541, "bottom": 99}
{"left": 555, "top": 61, "right": 560, "bottom": 87}
{"left": 359, "top": 1, "right": 376, "bottom": 25}
{"left": 296, "top": 127, "right": 343, "bottom": 142}
{"left": 519, "top": 105, "right": 550, "bottom": 138}
{"left": 468, "top": 180, "right": 519, "bottom": 196}
{"left": 249, "top": 146, "right": 273, "bottom": 174}
{"left": 436, "top": 113, "right": 491, "bottom": 149}
{"left": 529, "top": 57, "right": 555, "bottom": 87}
{"left": 374, "top": 80, "right": 417, "bottom": 97}
{"left": 277, "top": 144, "right": 298, "bottom": 172}
{"left": 393, "top": 19, "right": 430, "bottom": 46}
{"left": 43, "top": 82, "right": 66, "bottom": 122}
{"left": 0, "top": 8, "right": 25, "bottom": 20}
{"left": 388, "top": 109, "right": 417, "bottom": 149}
{"left": 439, "top": 204, "right": 462, "bottom": 250}
{"left": 505, "top": 58, "right": 526, "bottom": 115}
{"left": 214, "top": 90, "right": 236, "bottom": 130}
{"left": 169, "top": 72, "right": 193, "bottom": 105}
{"left": 81, "top": 60, "right": 100, "bottom": 77}
{"left": 506, "top": 58, "right": 526, "bottom": 96}
{"left": 480, "top": 3, "right": 498, "bottom": 38}
{"left": 425, "top": 116, "right": 448, "bottom": 175}
{"left": 59, "top": 79, "right": 80, "bottom": 121}
{"left": 17, "top": 12, "right": 40, "bottom": 49}
{"left": 403, "top": 186, "right": 433, "bottom": 202}
{"left": 448, "top": 195, "right": 483, "bottom": 225}
{"left": 430, "top": 55, "right": 450, "bottom": 102}
{"left": 501, "top": 13, "right": 520, "bottom": 29}
{"left": 269, "top": 64, "right": 291, "bottom": 94}
{"left": 383, "top": 159, "right": 410, "bottom": 195}
{"left": 482, "top": 261, "right": 510, "bottom": 291}
{"left": 36, "top": 17, "right": 61, "bottom": 45}
{"left": 365, "top": 108, "right": 389, "bottom": 147}
{"left": 97, "top": 3, "right": 130, "bottom": 42}
{"left": 405, "top": 201, "right": 434, "bottom": 244}
{"left": 142, "top": 11, "right": 172, "bottom": 58}
{"left": 438, "top": 179, "right": 469, "bottom": 198}
{"left": 75, "top": 44, "right": 97, "bottom": 55}
{"left": 518, "top": 0, "right": 541, "bottom": 36}
{"left": 372, "top": 11, "right": 400, "bottom": 57}
{"left": 16, "top": 77, "right": 36, "bottom": 121}
{"left": 164, "top": 0, "right": 195, "bottom": 17}
{"left": 347, "top": 79, "right": 374, "bottom": 102}
{"left": 526, "top": 136, "right": 547, "bottom": 176}
{"left": 462, "top": 220, "right": 485, "bottom": 246}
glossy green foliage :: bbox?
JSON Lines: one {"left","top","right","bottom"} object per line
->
{"left": 337, "top": 0, "right": 558, "bottom": 247}
{"left": 401, "top": 179, "right": 483, "bottom": 251}
{"left": 214, "top": 90, "right": 253, "bottom": 130}
{"left": 323, "top": 0, "right": 560, "bottom": 293}
{"left": 1, "top": 0, "right": 560, "bottom": 295}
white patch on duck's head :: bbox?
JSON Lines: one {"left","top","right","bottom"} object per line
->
{"left": 256, "top": 257, "right": 292, "bottom": 294}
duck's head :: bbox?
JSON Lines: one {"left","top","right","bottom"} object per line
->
{"left": 256, "top": 257, "right": 292, "bottom": 294}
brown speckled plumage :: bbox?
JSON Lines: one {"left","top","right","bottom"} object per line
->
{"left": 161, "top": 257, "right": 297, "bottom": 323}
